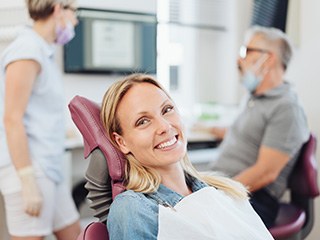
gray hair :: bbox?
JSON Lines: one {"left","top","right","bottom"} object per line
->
{"left": 244, "top": 26, "right": 293, "bottom": 71}
{"left": 26, "top": 0, "right": 75, "bottom": 20}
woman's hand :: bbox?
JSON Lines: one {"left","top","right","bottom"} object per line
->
{"left": 209, "top": 127, "right": 227, "bottom": 140}
{"left": 17, "top": 166, "right": 43, "bottom": 216}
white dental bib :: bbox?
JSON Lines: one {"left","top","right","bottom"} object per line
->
{"left": 157, "top": 187, "right": 274, "bottom": 240}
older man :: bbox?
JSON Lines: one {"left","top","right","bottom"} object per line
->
{"left": 209, "top": 26, "right": 309, "bottom": 227}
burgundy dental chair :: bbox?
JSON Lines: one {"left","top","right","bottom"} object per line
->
{"left": 68, "top": 95, "right": 126, "bottom": 240}
{"left": 268, "top": 133, "right": 319, "bottom": 240}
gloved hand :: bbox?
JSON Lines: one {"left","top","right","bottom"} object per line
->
{"left": 17, "top": 166, "right": 43, "bottom": 217}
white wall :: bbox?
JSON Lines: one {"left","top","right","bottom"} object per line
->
{"left": 286, "top": 0, "right": 320, "bottom": 238}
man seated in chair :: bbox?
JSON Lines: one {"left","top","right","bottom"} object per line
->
{"left": 208, "top": 26, "right": 310, "bottom": 228}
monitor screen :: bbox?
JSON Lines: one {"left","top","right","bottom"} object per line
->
{"left": 64, "top": 8, "right": 157, "bottom": 74}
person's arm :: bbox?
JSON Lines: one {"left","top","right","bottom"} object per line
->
{"left": 209, "top": 126, "right": 228, "bottom": 140}
{"left": 3, "top": 59, "right": 42, "bottom": 216}
{"left": 4, "top": 60, "right": 39, "bottom": 168}
{"left": 192, "top": 124, "right": 228, "bottom": 140}
{"left": 233, "top": 145, "right": 290, "bottom": 192}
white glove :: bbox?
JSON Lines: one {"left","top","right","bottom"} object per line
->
{"left": 17, "top": 166, "right": 43, "bottom": 217}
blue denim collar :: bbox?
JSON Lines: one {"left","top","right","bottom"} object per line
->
{"left": 148, "top": 174, "right": 207, "bottom": 208}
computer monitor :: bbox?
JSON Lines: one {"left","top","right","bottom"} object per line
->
{"left": 64, "top": 8, "right": 157, "bottom": 74}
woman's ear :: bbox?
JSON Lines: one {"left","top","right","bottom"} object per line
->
{"left": 113, "top": 132, "right": 130, "bottom": 154}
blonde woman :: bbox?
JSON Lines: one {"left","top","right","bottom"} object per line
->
{"left": 0, "top": 0, "right": 80, "bottom": 239}
{"left": 100, "top": 74, "right": 274, "bottom": 239}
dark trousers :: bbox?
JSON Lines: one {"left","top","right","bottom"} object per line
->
{"left": 249, "top": 189, "right": 279, "bottom": 228}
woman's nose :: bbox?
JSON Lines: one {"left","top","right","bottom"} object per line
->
{"left": 155, "top": 117, "right": 171, "bottom": 135}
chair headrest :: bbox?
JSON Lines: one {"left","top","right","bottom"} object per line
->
{"left": 68, "top": 95, "right": 126, "bottom": 198}
{"left": 289, "top": 133, "right": 320, "bottom": 197}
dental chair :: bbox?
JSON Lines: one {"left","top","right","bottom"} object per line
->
{"left": 68, "top": 95, "right": 126, "bottom": 240}
{"left": 268, "top": 133, "right": 319, "bottom": 240}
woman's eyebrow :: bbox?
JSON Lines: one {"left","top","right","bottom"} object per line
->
{"left": 160, "top": 99, "right": 171, "bottom": 108}
{"left": 135, "top": 100, "right": 171, "bottom": 116}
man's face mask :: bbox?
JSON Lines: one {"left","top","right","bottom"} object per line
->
{"left": 241, "top": 54, "right": 269, "bottom": 93}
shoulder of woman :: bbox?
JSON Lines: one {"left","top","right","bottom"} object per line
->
{"left": 9, "top": 30, "right": 41, "bottom": 52}
{"left": 111, "top": 190, "right": 154, "bottom": 212}
{"left": 2, "top": 33, "right": 43, "bottom": 68}
{"left": 108, "top": 190, "right": 158, "bottom": 226}
{"left": 107, "top": 190, "right": 159, "bottom": 239}
{"left": 114, "top": 189, "right": 145, "bottom": 200}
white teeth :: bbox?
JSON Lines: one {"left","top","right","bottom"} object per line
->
{"left": 157, "top": 137, "right": 177, "bottom": 149}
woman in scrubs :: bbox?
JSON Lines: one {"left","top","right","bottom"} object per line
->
{"left": 0, "top": 0, "right": 80, "bottom": 239}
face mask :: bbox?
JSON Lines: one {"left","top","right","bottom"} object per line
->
{"left": 55, "top": 21, "right": 75, "bottom": 45}
{"left": 241, "top": 71, "right": 262, "bottom": 93}
{"left": 240, "top": 55, "right": 268, "bottom": 93}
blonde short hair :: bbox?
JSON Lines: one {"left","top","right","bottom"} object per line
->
{"left": 26, "top": 0, "right": 75, "bottom": 20}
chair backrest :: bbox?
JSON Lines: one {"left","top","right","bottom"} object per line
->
{"left": 288, "top": 132, "right": 319, "bottom": 237}
{"left": 289, "top": 133, "right": 319, "bottom": 198}
{"left": 69, "top": 95, "right": 127, "bottom": 240}
{"left": 268, "top": 133, "right": 319, "bottom": 239}
{"left": 69, "top": 95, "right": 126, "bottom": 199}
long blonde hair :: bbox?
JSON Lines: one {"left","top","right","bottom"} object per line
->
{"left": 101, "top": 73, "right": 248, "bottom": 199}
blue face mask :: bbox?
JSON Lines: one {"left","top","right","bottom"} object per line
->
{"left": 240, "top": 54, "right": 268, "bottom": 93}
{"left": 241, "top": 71, "right": 262, "bottom": 93}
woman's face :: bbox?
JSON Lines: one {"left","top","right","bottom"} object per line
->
{"left": 113, "top": 83, "right": 187, "bottom": 170}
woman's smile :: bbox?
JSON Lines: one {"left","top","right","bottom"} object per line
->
{"left": 155, "top": 135, "right": 178, "bottom": 150}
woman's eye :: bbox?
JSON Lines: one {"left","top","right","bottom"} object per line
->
{"left": 163, "top": 105, "right": 174, "bottom": 114}
{"left": 136, "top": 118, "right": 149, "bottom": 126}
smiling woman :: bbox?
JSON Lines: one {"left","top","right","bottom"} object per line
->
{"left": 99, "top": 73, "right": 275, "bottom": 240}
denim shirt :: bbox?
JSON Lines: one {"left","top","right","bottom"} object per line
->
{"left": 107, "top": 176, "right": 207, "bottom": 240}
